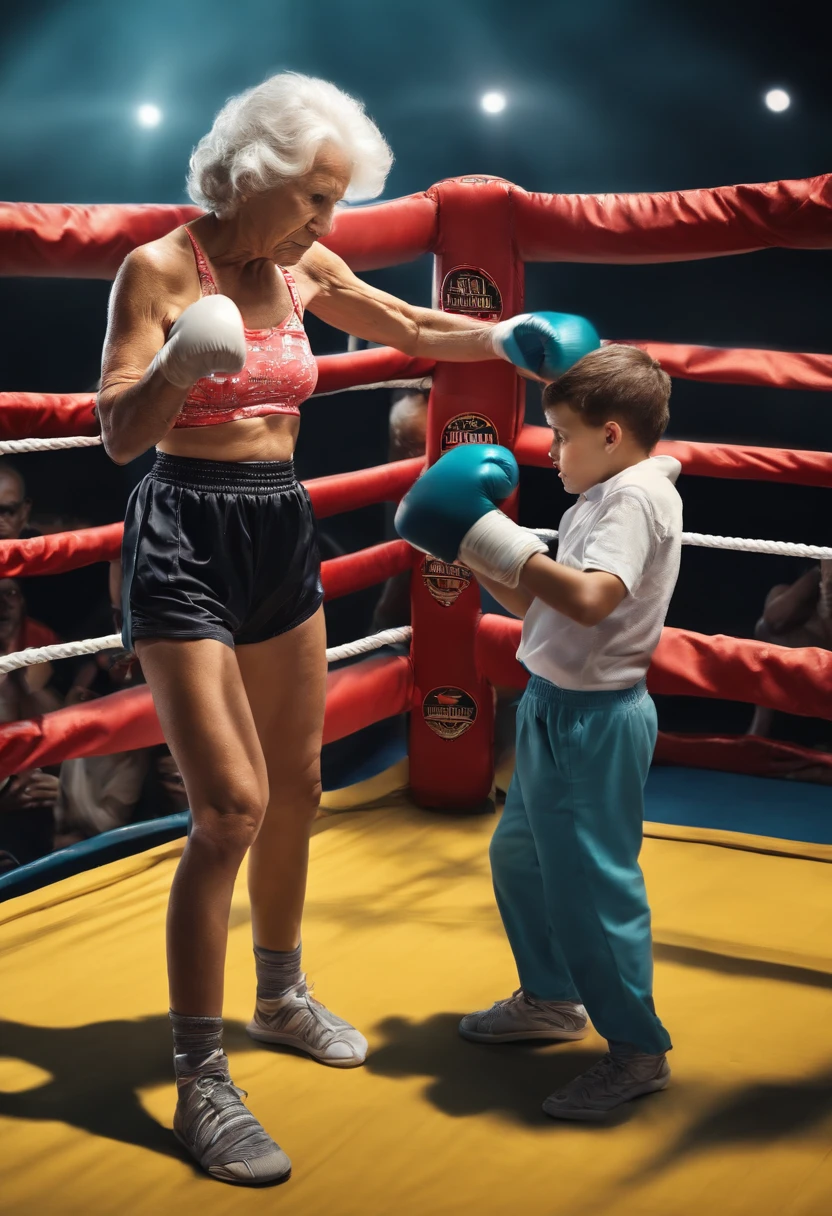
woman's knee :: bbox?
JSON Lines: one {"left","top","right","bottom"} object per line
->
{"left": 274, "top": 774, "right": 322, "bottom": 820}
{"left": 190, "top": 783, "right": 269, "bottom": 856}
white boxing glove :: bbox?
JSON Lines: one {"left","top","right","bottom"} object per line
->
{"left": 151, "top": 295, "right": 247, "bottom": 390}
{"left": 458, "top": 510, "right": 548, "bottom": 588}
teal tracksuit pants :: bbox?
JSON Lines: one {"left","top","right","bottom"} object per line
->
{"left": 490, "top": 674, "right": 671, "bottom": 1056}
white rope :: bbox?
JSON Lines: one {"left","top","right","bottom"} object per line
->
{"left": 0, "top": 626, "right": 414, "bottom": 675}
{"left": 0, "top": 435, "right": 103, "bottom": 454}
{"left": 325, "top": 626, "right": 412, "bottom": 662}
{"left": 0, "top": 633, "right": 123, "bottom": 674}
{"left": 531, "top": 528, "right": 832, "bottom": 560}
{"left": 681, "top": 533, "right": 832, "bottom": 560}
{"left": 312, "top": 377, "right": 432, "bottom": 398}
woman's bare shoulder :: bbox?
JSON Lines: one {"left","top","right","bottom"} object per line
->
{"left": 115, "top": 228, "right": 195, "bottom": 304}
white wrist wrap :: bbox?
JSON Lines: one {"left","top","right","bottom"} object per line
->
{"left": 488, "top": 315, "right": 533, "bottom": 362}
{"left": 458, "top": 510, "right": 547, "bottom": 587}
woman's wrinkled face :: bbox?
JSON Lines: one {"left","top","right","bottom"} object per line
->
{"left": 244, "top": 143, "right": 353, "bottom": 264}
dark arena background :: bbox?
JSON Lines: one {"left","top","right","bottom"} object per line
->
{"left": 1, "top": 2, "right": 831, "bottom": 1213}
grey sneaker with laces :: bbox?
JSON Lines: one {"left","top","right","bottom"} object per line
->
{"left": 542, "top": 1051, "right": 670, "bottom": 1121}
{"left": 173, "top": 1055, "right": 291, "bottom": 1185}
{"left": 459, "top": 988, "right": 588, "bottom": 1043}
{"left": 246, "top": 974, "right": 368, "bottom": 1067}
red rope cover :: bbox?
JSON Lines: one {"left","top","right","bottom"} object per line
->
{"left": 3, "top": 175, "right": 830, "bottom": 277}
{"left": 0, "top": 350, "right": 435, "bottom": 440}
{"left": 0, "top": 652, "right": 414, "bottom": 781}
{"left": 2, "top": 340, "right": 829, "bottom": 442}
{"left": 0, "top": 393, "right": 99, "bottom": 439}
{"left": 514, "top": 174, "right": 832, "bottom": 262}
{"left": 515, "top": 425, "right": 832, "bottom": 488}
{"left": 475, "top": 614, "right": 832, "bottom": 720}
{"left": 653, "top": 732, "right": 832, "bottom": 780}
{"left": 0, "top": 531, "right": 415, "bottom": 598}
{"left": 0, "top": 463, "right": 423, "bottom": 579}
{"left": 608, "top": 341, "right": 832, "bottom": 392}
{"left": 0, "top": 524, "right": 123, "bottom": 578}
{"left": 306, "top": 458, "right": 423, "bottom": 519}
{"left": 321, "top": 540, "right": 414, "bottom": 600}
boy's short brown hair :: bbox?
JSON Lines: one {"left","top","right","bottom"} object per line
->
{"left": 542, "top": 344, "right": 671, "bottom": 450}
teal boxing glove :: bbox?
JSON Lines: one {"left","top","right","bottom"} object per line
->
{"left": 395, "top": 444, "right": 547, "bottom": 586}
{"left": 489, "top": 311, "right": 600, "bottom": 381}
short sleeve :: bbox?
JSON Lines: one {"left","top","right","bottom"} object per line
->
{"left": 581, "top": 489, "right": 657, "bottom": 595}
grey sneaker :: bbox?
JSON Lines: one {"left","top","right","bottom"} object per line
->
{"left": 459, "top": 989, "right": 588, "bottom": 1043}
{"left": 173, "top": 1055, "right": 291, "bottom": 1185}
{"left": 247, "top": 974, "right": 368, "bottom": 1067}
{"left": 543, "top": 1052, "right": 670, "bottom": 1122}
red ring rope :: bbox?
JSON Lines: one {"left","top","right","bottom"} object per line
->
{"left": 475, "top": 614, "right": 832, "bottom": 720}
{"left": 515, "top": 425, "right": 832, "bottom": 487}
{"left": 2, "top": 175, "right": 829, "bottom": 277}
{"left": 0, "top": 653, "right": 414, "bottom": 782}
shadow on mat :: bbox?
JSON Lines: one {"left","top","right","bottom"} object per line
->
{"left": 0, "top": 1015, "right": 258, "bottom": 1163}
{"left": 632, "top": 1066, "right": 832, "bottom": 1182}
{"left": 654, "top": 942, "right": 832, "bottom": 991}
{"left": 365, "top": 1012, "right": 606, "bottom": 1126}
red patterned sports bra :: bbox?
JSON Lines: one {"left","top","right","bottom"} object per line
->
{"left": 174, "top": 226, "right": 318, "bottom": 428}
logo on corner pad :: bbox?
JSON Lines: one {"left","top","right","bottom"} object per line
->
{"left": 421, "top": 556, "right": 472, "bottom": 607}
{"left": 440, "top": 413, "right": 498, "bottom": 451}
{"left": 440, "top": 266, "right": 502, "bottom": 321}
{"left": 422, "top": 687, "right": 478, "bottom": 739}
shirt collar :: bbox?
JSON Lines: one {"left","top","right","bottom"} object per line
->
{"left": 581, "top": 455, "right": 680, "bottom": 504}
{"left": 582, "top": 459, "right": 650, "bottom": 503}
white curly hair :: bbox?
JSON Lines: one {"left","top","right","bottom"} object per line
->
{"left": 187, "top": 72, "right": 393, "bottom": 216}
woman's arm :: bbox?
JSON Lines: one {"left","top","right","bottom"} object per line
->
{"left": 299, "top": 244, "right": 496, "bottom": 361}
{"left": 97, "top": 248, "right": 192, "bottom": 465}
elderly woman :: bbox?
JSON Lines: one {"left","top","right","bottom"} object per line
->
{"left": 99, "top": 72, "right": 587, "bottom": 1186}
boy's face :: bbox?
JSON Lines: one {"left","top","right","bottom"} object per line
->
{"left": 545, "top": 402, "right": 618, "bottom": 496}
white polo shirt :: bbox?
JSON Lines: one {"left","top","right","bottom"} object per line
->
{"left": 517, "top": 456, "right": 683, "bottom": 691}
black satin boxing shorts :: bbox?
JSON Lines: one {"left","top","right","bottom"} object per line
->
{"left": 121, "top": 453, "right": 323, "bottom": 651}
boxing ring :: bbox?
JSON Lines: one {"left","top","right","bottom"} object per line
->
{"left": 2, "top": 175, "right": 832, "bottom": 1215}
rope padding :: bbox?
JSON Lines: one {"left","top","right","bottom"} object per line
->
{"left": 516, "top": 426, "right": 832, "bottom": 488}
{"left": 476, "top": 614, "right": 832, "bottom": 720}
{"left": 0, "top": 651, "right": 415, "bottom": 781}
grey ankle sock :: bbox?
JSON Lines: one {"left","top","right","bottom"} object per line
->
{"left": 253, "top": 942, "right": 302, "bottom": 1001}
{"left": 169, "top": 1010, "right": 224, "bottom": 1083}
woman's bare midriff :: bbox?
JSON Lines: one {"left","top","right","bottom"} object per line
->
{"left": 157, "top": 411, "right": 301, "bottom": 463}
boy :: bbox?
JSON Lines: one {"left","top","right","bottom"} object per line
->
{"left": 396, "top": 344, "right": 682, "bottom": 1120}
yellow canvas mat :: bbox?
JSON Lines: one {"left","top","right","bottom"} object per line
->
{"left": 2, "top": 800, "right": 832, "bottom": 1216}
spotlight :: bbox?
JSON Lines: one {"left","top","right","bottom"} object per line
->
{"left": 137, "top": 104, "right": 162, "bottom": 128}
{"left": 764, "top": 89, "right": 790, "bottom": 113}
{"left": 481, "top": 92, "right": 506, "bottom": 115}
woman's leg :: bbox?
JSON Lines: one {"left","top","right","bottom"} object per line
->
{"left": 236, "top": 607, "right": 367, "bottom": 1066}
{"left": 135, "top": 635, "right": 291, "bottom": 1185}
{"left": 135, "top": 636, "right": 269, "bottom": 1016}
{"left": 235, "top": 606, "right": 327, "bottom": 954}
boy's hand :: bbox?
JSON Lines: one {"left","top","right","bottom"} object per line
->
{"left": 395, "top": 444, "right": 547, "bottom": 585}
